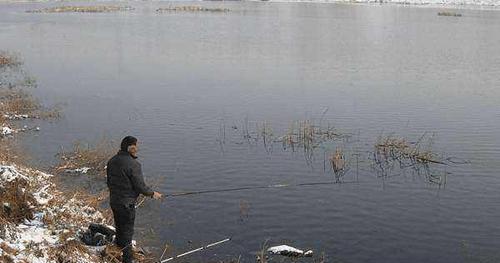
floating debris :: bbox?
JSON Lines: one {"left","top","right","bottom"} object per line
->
{"left": 267, "top": 245, "right": 313, "bottom": 257}
{"left": 438, "top": 11, "right": 462, "bottom": 17}
{"left": 28, "top": 5, "right": 134, "bottom": 13}
{"left": 156, "top": 6, "right": 230, "bottom": 13}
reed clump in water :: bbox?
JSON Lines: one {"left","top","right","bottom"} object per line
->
{"left": 438, "top": 11, "right": 462, "bottom": 17}
{"left": 374, "top": 134, "right": 443, "bottom": 166}
{"left": 0, "top": 87, "right": 61, "bottom": 122}
{"left": 281, "top": 120, "right": 344, "bottom": 151}
{"left": 372, "top": 133, "right": 451, "bottom": 185}
{"left": 0, "top": 51, "right": 60, "bottom": 122}
{"left": 54, "top": 138, "right": 116, "bottom": 176}
{"left": 0, "top": 89, "right": 40, "bottom": 117}
{"left": 156, "top": 6, "right": 230, "bottom": 13}
{"left": 328, "top": 148, "right": 347, "bottom": 182}
{"left": 28, "top": 6, "right": 133, "bottom": 13}
{"left": 232, "top": 118, "right": 348, "bottom": 167}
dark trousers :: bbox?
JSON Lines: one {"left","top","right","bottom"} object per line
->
{"left": 111, "top": 203, "right": 136, "bottom": 263}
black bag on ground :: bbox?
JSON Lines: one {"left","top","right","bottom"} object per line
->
{"left": 81, "top": 223, "right": 116, "bottom": 246}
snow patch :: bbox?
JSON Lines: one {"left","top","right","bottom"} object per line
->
{"left": 65, "top": 167, "right": 91, "bottom": 174}
{"left": 268, "top": 245, "right": 314, "bottom": 257}
{"left": 0, "top": 164, "right": 105, "bottom": 262}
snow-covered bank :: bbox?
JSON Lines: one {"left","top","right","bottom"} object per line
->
{"left": 0, "top": 164, "right": 106, "bottom": 262}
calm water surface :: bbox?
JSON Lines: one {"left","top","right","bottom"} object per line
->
{"left": 1, "top": 1, "right": 500, "bottom": 262}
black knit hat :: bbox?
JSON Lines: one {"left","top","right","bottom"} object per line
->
{"left": 120, "top": 136, "right": 138, "bottom": 152}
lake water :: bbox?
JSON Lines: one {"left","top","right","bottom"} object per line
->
{"left": 1, "top": 1, "right": 500, "bottom": 262}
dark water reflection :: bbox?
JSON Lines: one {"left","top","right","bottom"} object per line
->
{"left": 1, "top": 1, "right": 500, "bottom": 262}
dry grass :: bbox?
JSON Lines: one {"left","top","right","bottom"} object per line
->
{"left": 102, "top": 244, "right": 148, "bottom": 263}
{"left": 0, "top": 179, "right": 35, "bottom": 224}
{"left": 327, "top": 148, "right": 347, "bottom": 182}
{"left": 48, "top": 239, "right": 98, "bottom": 263}
{"left": 55, "top": 138, "right": 116, "bottom": 176}
{"left": 374, "top": 133, "right": 443, "bottom": 166}
{"left": 0, "top": 51, "right": 36, "bottom": 92}
{"left": 256, "top": 240, "right": 270, "bottom": 263}
{"left": 0, "top": 52, "right": 21, "bottom": 67}
{"left": 0, "top": 88, "right": 62, "bottom": 120}
{"left": 0, "top": 255, "right": 15, "bottom": 263}
{"left": 156, "top": 6, "right": 230, "bottom": 12}
{"left": 28, "top": 5, "right": 133, "bottom": 13}
{"left": 0, "top": 89, "right": 40, "bottom": 115}
{"left": 330, "top": 148, "right": 346, "bottom": 174}
{"left": 372, "top": 133, "right": 450, "bottom": 185}
{"left": 0, "top": 242, "right": 18, "bottom": 256}
{"left": 438, "top": 11, "right": 462, "bottom": 17}
{"left": 281, "top": 120, "right": 344, "bottom": 151}
{"left": 0, "top": 139, "right": 28, "bottom": 165}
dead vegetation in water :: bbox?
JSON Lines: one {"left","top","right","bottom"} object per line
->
{"left": 0, "top": 51, "right": 36, "bottom": 90}
{"left": 374, "top": 133, "right": 444, "bottom": 166}
{"left": 224, "top": 117, "right": 350, "bottom": 169}
{"left": 0, "top": 88, "right": 62, "bottom": 138}
{"left": 156, "top": 6, "right": 230, "bottom": 13}
{"left": 54, "top": 138, "right": 116, "bottom": 176}
{"left": 0, "top": 139, "right": 28, "bottom": 165}
{"left": 0, "top": 89, "right": 40, "bottom": 116}
{"left": 438, "top": 11, "right": 462, "bottom": 17}
{"left": 229, "top": 117, "right": 348, "bottom": 153}
{"left": 280, "top": 120, "right": 344, "bottom": 152}
{"left": 371, "top": 133, "right": 455, "bottom": 185}
{"left": 326, "top": 148, "right": 348, "bottom": 182}
{"left": 0, "top": 51, "right": 60, "bottom": 138}
{"left": 28, "top": 5, "right": 134, "bottom": 13}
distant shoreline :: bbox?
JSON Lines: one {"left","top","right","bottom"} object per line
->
{"left": 1, "top": 0, "right": 500, "bottom": 11}
{"left": 247, "top": 0, "right": 500, "bottom": 9}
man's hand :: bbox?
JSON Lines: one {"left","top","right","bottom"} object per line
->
{"left": 152, "top": 191, "right": 163, "bottom": 200}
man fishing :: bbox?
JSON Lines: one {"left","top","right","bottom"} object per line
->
{"left": 107, "top": 136, "right": 162, "bottom": 263}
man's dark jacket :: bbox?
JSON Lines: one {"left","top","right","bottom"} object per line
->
{"left": 106, "top": 151, "right": 154, "bottom": 205}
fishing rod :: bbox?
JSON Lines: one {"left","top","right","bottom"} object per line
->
{"left": 136, "top": 180, "right": 358, "bottom": 208}
{"left": 158, "top": 238, "right": 231, "bottom": 263}
{"left": 163, "top": 180, "right": 356, "bottom": 197}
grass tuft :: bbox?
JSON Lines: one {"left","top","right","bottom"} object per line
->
{"left": 28, "top": 5, "right": 133, "bottom": 13}
{"left": 54, "top": 138, "right": 116, "bottom": 176}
